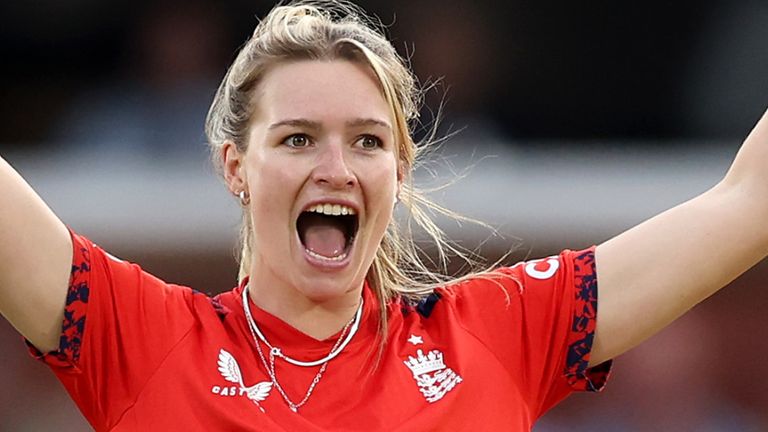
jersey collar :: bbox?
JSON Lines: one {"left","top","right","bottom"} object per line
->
{"left": 232, "top": 277, "right": 379, "bottom": 360}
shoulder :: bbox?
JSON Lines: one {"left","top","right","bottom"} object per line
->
{"left": 393, "top": 268, "right": 523, "bottom": 325}
{"left": 408, "top": 247, "right": 596, "bottom": 320}
{"left": 71, "top": 231, "right": 235, "bottom": 322}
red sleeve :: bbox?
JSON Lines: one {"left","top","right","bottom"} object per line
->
{"left": 26, "top": 230, "right": 198, "bottom": 430}
{"left": 447, "top": 247, "right": 611, "bottom": 419}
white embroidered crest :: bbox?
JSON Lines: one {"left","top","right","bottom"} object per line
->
{"left": 216, "top": 349, "right": 273, "bottom": 411}
{"left": 403, "top": 349, "right": 462, "bottom": 403}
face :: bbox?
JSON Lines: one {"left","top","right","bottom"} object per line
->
{"left": 226, "top": 60, "right": 399, "bottom": 306}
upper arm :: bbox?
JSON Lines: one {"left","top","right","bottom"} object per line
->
{"left": 0, "top": 156, "right": 73, "bottom": 352}
{"left": 592, "top": 182, "right": 768, "bottom": 366}
{"left": 591, "top": 108, "right": 768, "bottom": 366}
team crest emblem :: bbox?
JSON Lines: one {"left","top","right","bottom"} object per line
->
{"left": 216, "top": 349, "right": 273, "bottom": 411}
{"left": 403, "top": 349, "right": 462, "bottom": 403}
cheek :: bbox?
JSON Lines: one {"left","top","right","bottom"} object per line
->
{"left": 249, "top": 154, "right": 300, "bottom": 197}
{"left": 247, "top": 155, "right": 301, "bottom": 234}
{"left": 361, "top": 159, "right": 398, "bottom": 210}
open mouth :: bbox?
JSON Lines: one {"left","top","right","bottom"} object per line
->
{"left": 296, "top": 204, "right": 359, "bottom": 262}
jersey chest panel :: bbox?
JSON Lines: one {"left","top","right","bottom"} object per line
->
{"left": 111, "top": 312, "right": 531, "bottom": 431}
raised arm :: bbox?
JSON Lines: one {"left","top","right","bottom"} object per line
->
{"left": 591, "top": 108, "right": 768, "bottom": 366}
{"left": 0, "top": 156, "right": 72, "bottom": 352}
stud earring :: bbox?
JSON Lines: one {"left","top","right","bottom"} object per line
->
{"left": 238, "top": 190, "right": 250, "bottom": 206}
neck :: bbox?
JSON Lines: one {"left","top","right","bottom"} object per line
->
{"left": 245, "top": 278, "right": 363, "bottom": 341}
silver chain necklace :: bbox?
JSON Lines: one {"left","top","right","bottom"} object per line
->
{"left": 241, "top": 285, "right": 363, "bottom": 412}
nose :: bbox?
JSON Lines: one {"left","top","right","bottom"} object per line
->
{"left": 311, "top": 141, "right": 356, "bottom": 189}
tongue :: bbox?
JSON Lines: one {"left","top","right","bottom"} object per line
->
{"left": 303, "top": 220, "right": 347, "bottom": 258}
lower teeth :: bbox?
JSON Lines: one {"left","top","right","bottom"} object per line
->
{"left": 306, "top": 249, "right": 347, "bottom": 261}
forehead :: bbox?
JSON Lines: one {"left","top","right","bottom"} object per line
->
{"left": 253, "top": 60, "right": 392, "bottom": 126}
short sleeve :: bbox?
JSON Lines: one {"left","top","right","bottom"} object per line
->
{"left": 26, "top": 230, "right": 198, "bottom": 430}
{"left": 446, "top": 247, "right": 612, "bottom": 419}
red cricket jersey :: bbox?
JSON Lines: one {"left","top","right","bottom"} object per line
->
{"left": 28, "top": 231, "right": 610, "bottom": 431}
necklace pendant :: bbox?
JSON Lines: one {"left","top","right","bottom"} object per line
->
{"left": 290, "top": 406, "right": 298, "bottom": 413}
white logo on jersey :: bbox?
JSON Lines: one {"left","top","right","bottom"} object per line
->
{"left": 403, "top": 349, "right": 462, "bottom": 403}
{"left": 525, "top": 257, "right": 560, "bottom": 280}
{"left": 407, "top": 334, "right": 424, "bottom": 345}
{"left": 214, "top": 349, "right": 273, "bottom": 412}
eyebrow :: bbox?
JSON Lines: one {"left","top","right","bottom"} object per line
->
{"left": 267, "top": 118, "right": 392, "bottom": 131}
{"left": 345, "top": 118, "right": 392, "bottom": 130}
{"left": 268, "top": 118, "right": 321, "bottom": 131}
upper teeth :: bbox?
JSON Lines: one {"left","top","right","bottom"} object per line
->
{"left": 307, "top": 203, "right": 357, "bottom": 216}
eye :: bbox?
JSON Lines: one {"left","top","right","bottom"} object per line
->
{"left": 356, "top": 134, "right": 382, "bottom": 150}
{"left": 282, "top": 134, "right": 311, "bottom": 148}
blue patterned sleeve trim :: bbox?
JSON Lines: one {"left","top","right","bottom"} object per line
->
{"left": 564, "top": 248, "right": 612, "bottom": 392}
{"left": 26, "top": 230, "right": 91, "bottom": 369}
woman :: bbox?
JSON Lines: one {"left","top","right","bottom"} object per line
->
{"left": 1, "top": 1, "right": 766, "bottom": 431}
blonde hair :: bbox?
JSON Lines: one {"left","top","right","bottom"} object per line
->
{"left": 205, "top": 0, "right": 498, "bottom": 343}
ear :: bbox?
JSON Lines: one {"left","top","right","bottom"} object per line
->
{"left": 396, "top": 160, "right": 406, "bottom": 194}
{"left": 394, "top": 166, "right": 404, "bottom": 205}
{"left": 222, "top": 141, "right": 247, "bottom": 194}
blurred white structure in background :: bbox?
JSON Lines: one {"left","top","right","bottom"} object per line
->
{"left": 6, "top": 139, "right": 739, "bottom": 253}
